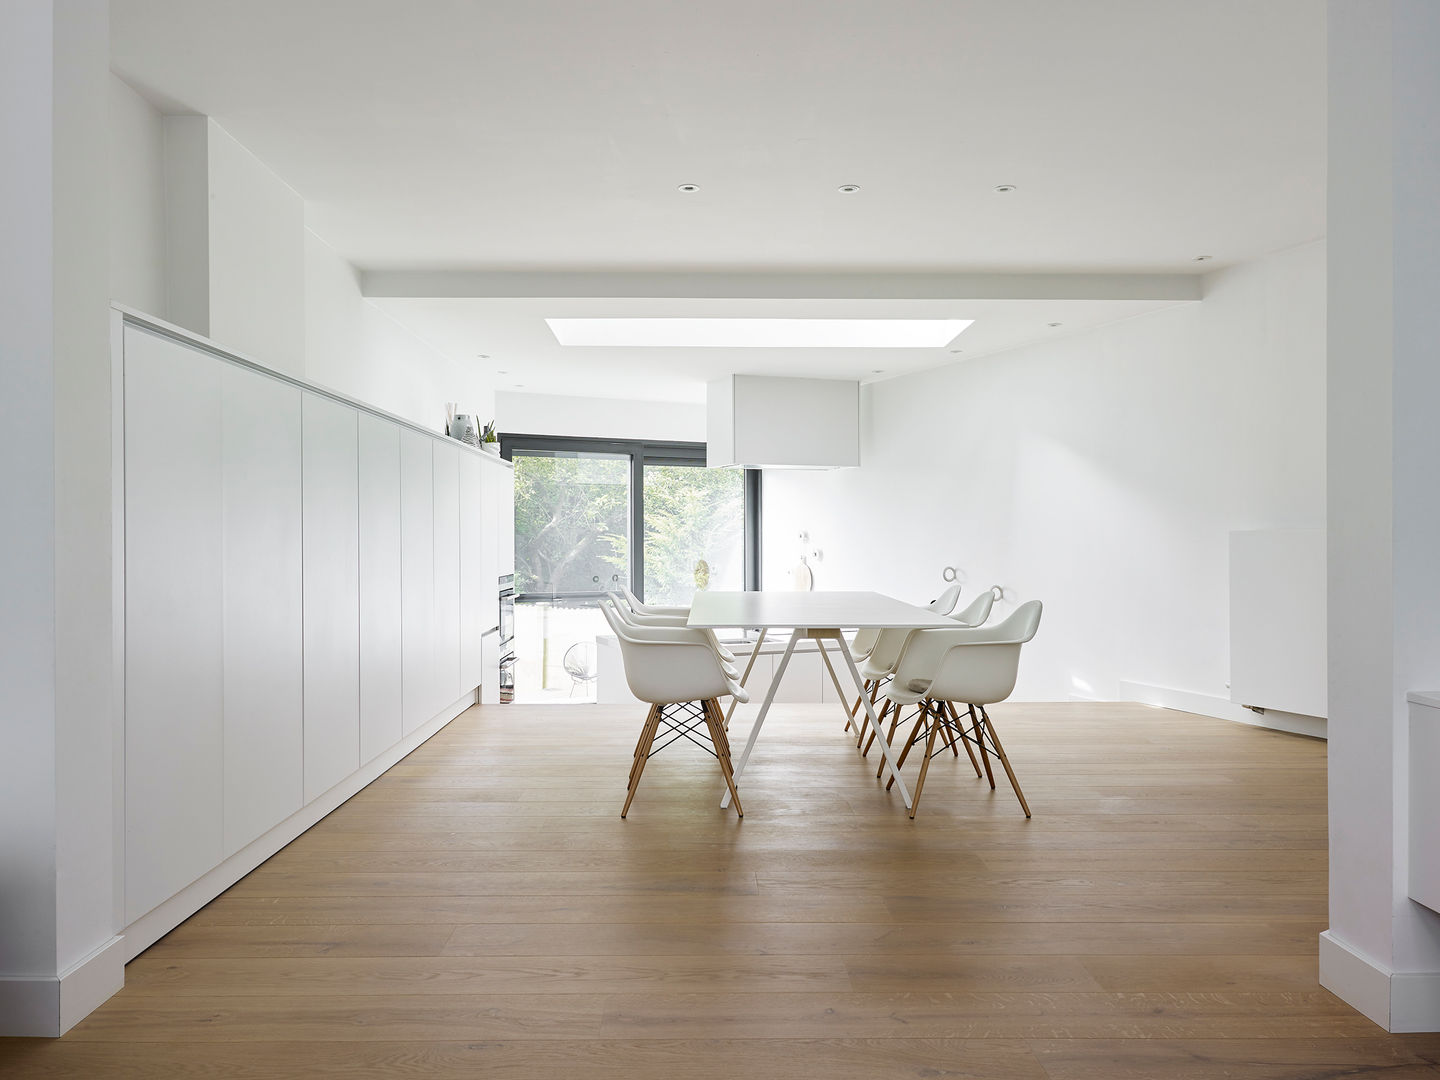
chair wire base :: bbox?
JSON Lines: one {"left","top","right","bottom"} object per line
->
{"left": 883, "top": 700, "right": 1032, "bottom": 819}
{"left": 623, "top": 698, "right": 743, "bottom": 819}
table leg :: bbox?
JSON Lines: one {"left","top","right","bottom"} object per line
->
{"left": 724, "top": 627, "right": 767, "bottom": 730}
{"left": 814, "top": 636, "right": 860, "bottom": 742}
{"left": 721, "top": 628, "right": 800, "bottom": 809}
{"left": 836, "top": 638, "right": 913, "bottom": 810}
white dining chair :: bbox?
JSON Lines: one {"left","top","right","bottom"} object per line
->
{"left": 599, "top": 597, "right": 747, "bottom": 818}
{"left": 881, "top": 600, "right": 1043, "bottom": 819}
{"left": 844, "top": 582, "right": 972, "bottom": 739}
{"left": 620, "top": 584, "right": 691, "bottom": 618}
{"left": 607, "top": 592, "right": 739, "bottom": 672}
{"left": 857, "top": 588, "right": 998, "bottom": 763}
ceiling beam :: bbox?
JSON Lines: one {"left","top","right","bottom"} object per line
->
{"left": 360, "top": 270, "right": 1203, "bottom": 303}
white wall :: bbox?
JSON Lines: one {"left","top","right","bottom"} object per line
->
{"left": 205, "top": 121, "right": 306, "bottom": 377}
{"left": 1, "top": 0, "right": 119, "bottom": 1036}
{"left": 1, "top": 0, "right": 62, "bottom": 995}
{"left": 107, "top": 75, "right": 164, "bottom": 317}
{"left": 497, "top": 390, "right": 706, "bottom": 442}
{"left": 1323, "top": 0, "right": 1440, "bottom": 1032}
{"left": 159, "top": 116, "right": 307, "bottom": 377}
{"left": 305, "top": 229, "right": 494, "bottom": 433}
{"left": 762, "top": 240, "right": 1326, "bottom": 704}
{"left": 104, "top": 100, "right": 489, "bottom": 430}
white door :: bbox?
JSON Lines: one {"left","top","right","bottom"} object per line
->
{"left": 400, "top": 431, "right": 435, "bottom": 733}
{"left": 221, "top": 365, "right": 304, "bottom": 855}
{"left": 123, "top": 326, "right": 225, "bottom": 922}
{"left": 302, "top": 393, "right": 361, "bottom": 801}
{"left": 358, "top": 413, "right": 403, "bottom": 763}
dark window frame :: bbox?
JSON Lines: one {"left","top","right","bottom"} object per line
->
{"left": 501, "top": 432, "right": 761, "bottom": 603}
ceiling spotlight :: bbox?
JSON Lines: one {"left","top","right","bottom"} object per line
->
{"left": 496, "top": 370, "right": 508, "bottom": 375}
{"left": 838, "top": 184, "right": 861, "bottom": 194}
{"left": 949, "top": 348, "right": 964, "bottom": 354}
{"left": 871, "top": 369, "right": 884, "bottom": 374}
{"left": 994, "top": 184, "right": 1017, "bottom": 194}
{"left": 1193, "top": 254, "right": 1213, "bottom": 261}
{"left": 1047, "top": 322, "right": 1063, "bottom": 328}
{"left": 677, "top": 183, "right": 700, "bottom": 193}
{"left": 477, "top": 353, "right": 490, "bottom": 359}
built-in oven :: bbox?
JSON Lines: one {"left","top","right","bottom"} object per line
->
{"left": 498, "top": 574, "right": 514, "bottom": 651}
{"left": 498, "top": 651, "right": 515, "bottom": 704}
{"left": 498, "top": 574, "right": 515, "bottom": 704}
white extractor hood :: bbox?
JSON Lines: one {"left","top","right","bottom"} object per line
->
{"left": 706, "top": 375, "right": 860, "bottom": 469}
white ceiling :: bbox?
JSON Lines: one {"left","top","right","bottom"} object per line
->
{"left": 110, "top": 0, "right": 1326, "bottom": 399}
{"left": 372, "top": 295, "right": 1188, "bottom": 402}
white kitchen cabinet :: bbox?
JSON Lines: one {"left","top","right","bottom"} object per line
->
{"left": 432, "top": 441, "right": 462, "bottom": 711}
{"left": 117, "top": 310, "right": 518, "bottom": 961}
{"left": 400, "top": 431, "right": 435, "bottom": 733}
{"left": 302, "top": 393, "right": 361, "bottom": 801}
{"left": 496, "top": 461, "right": 516, "bottom": 576}
{"left": 122, "top": 325, "right": 225, "bottom": 923}
{"left": 480, "top": 457, "right": 502, "bottom": 602}
{"left": 221, "top": 365, "right": 304, "bottom": 856}
{"left": 459, "top": 452, "right": 487, "bottom": 693}
{"left": 358, "top": 414, "right": 403, "bottom": 763}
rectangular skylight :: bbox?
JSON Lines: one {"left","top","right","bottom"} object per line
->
{"left": 545, "top": 317, "right": 972, "bottom": 348}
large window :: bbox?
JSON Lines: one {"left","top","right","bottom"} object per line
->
{"left": 503, "top": 434, "right": 760, "bottom": 702}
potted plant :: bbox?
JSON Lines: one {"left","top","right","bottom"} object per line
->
{"left": 481, "top": 420, "right": 499, "bottom": 453}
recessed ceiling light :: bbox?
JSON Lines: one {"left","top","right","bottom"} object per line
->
{"left": 838, "top": 184, "right": 861, "bottom": 194}
{"left": 545, "top": 317, "right": 974, "bottom": 349}
{"left": 496, "top": 370, "right": 508, "bottom": 375}
{"left": 994, "top": 184, "right": 1017, "bottom": 193}
{"left": 871, "top": 369, "right": 884, "bottom": 374}
{"left": 1193, "top": 255, "right": 1213, "bottom": 261}
{"left": 513, "top": 383, "right": 525, "bottom": 389}
{"left": 677, "top": 183, "right": 700, "bottom": 193}
{"left": 1047, "top": 322, "right": 1063, "bottom": 328}
{"left": 477, "top": 353, "right": 490, "bottom": 359}
{"left": 949, "top": 348, "right": 964, "bottom": 354}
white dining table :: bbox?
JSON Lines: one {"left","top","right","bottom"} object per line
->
{"left": 687, "top": 591, "right": 955, "bottom": 811}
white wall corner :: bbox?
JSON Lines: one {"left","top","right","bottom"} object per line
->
{"left": 1320, "top": 930, "right": 1440, "bottom": 1033}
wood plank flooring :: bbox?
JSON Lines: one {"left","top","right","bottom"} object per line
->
{"left": 5, "top": 701, "right": 1440, "bottom": 1078}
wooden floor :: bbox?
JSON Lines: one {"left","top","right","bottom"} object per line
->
{"left": 6, "top": 701, "right": 1440, "bottom": 1078}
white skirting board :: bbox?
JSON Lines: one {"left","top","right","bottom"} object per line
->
{"left": 1119, "top": 681, "right": 1326, "bottom": 740}
{"left": 0, "top": 935, "right": 126, "bottom": 1038}
{"left": 119, "top": 691, "right": 477, "bottom": 965}
{"left": 1320, "top": 931, "right": 1440, "bottom": 1033}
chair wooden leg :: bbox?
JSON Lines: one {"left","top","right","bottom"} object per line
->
{"left": 862, "top": 698, "right": 890, "bottom": 758}
{"left": 628, "top": 703, "right": 659, "bottom": 786}
{"left": 703, "top": 698, "right": 743, "bottom": 818}
{"left": 885, "top": 702, "right": 930, "bottom": 791}
{"left": 969, "top": 703, "right": 996, "bottom": 789}
{"left": 873, "top": 702, "right": 905, "bottom": 777}
{"left": 908, "top": 705, "right": 944, "bottom": 819}
{"left": 850, "top": 680, "right": 879, "bottom": 747}
{"left": 947, "top": 701, "right": 983, "bottom": 778}
{"left": 979, "top": 705, "right": 1030, "bottom": 818}
{"left": 845, "top": 679, "right": 869, "bottom": 733}
{"left": 622, "top": 703, "right": 664, "bottom": 818}
{"left": 931, "top": 700, "right": 959, "bottom": 757}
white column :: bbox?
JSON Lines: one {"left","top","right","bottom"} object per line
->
{"left": 0, "top": 0, "right": 120, "bottom": 1036}
{"left": 1324, "top": 0, "right": 1440, "bottom": 1033}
